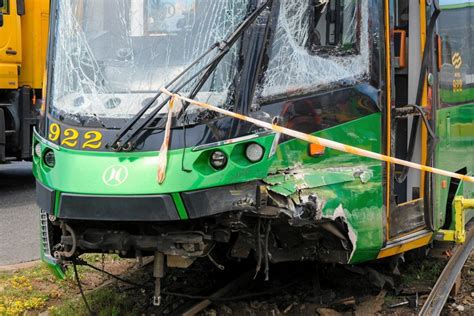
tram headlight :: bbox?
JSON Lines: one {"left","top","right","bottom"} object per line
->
{"left": 34, "top": 143, "right": 42, "bottom": 157}
{"left": 245, "top": 143, "right": 264, "bottom": 162}
{"left": 43, "top": 149, "right": 56, "bottom": 168}
{"left": 210, "top": 150, "right": 227, "bottom": 170}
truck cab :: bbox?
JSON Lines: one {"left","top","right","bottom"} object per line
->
{"left": 0, "top": 0, "right": 49, "bottom": 163}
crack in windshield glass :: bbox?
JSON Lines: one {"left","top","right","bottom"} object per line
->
{"left": 51, "top": 0, "right": 249, "bottom": 124}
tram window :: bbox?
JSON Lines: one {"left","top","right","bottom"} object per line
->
{"left": 438, "top": 5, "right": 474, "bottom": 107}
{"left": 307, "top": 0, "right": 359, "bottom": 55}
{"left": 259, "top": 0, "right": 369, "bottom": 99}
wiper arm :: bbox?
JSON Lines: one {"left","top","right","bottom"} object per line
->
{"left": 110, "top": 43, "right": 219, "bottom": 150}
{"left": 110, "top": 0, "right": 273, "bottom": 151}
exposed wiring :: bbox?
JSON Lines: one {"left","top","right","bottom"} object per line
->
{"left": 73, "top": 260, "right": 95, "bottom": 316}
{"left": 75, "top": 258, "right": 144, "bottom": 289}
{"left": 395, "top": 104, "right": 438, "bottom": 184}
{"left": 161, "top": 280, "right": 299, "bottom": 302}
{"left": 264, "top": 220, "right": 272, "bottom": 281}
{"left": 254, "top": 218, "right": 263, "bottom": 279}
{"left": 411, "top": 105, "right": 437, "bottom": 141}
{"left": 74, "top": 256, "right": 297, "bottom": 304}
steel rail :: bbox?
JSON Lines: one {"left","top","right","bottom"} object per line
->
{"left": 419, "top": 222, "right": 474, "bottom": 316}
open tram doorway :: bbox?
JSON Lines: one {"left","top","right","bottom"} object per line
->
{"left": 388, "top": 0, "right": 438, "bottom": 238}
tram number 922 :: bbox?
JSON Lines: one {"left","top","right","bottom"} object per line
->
{"left": 48, "top": 123, "right": 103, "bottom": 150}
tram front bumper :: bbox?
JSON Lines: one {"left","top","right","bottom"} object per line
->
{"left": 36, "top": 180, "right": 261, "bottom": 221}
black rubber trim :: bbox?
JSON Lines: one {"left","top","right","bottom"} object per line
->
{"left": 181, "top": 182, "right": 259, "bottom": 219}
{"left": 36, "top": 181, "right": 56, "bottom": 215}
{"left": 58, "top": 193, "right": 179, "bottom": 221}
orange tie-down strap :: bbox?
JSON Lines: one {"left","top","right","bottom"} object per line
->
{"left": 159, "top": 88, "right": 474, "bottom": 184}
{"left": 157, "top": 95, "right": 176, "bottom": 183}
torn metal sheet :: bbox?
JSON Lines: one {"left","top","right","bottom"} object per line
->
{"left": 328, "top": 204, "right": 358, "bottom": 261}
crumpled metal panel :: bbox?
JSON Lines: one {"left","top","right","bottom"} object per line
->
{"left": 264, "top": 166, "right": 372, "bottom": 197}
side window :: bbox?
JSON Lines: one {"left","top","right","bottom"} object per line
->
{"left": 1, "top": 0, "right": 9, "bottom": 14}
{"left": 438, "top": 6, "right": 474, "bottom": 107}
{"left": 258, "top": 0, "right": 369, "bottom": 99}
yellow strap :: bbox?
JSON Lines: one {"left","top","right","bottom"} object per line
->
{"left": 161, "top": 88, "right": 474, "bottom": 184}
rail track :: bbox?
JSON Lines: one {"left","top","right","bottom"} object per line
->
{"left": 419, "top": 222, "right": 474, "bottom": 316}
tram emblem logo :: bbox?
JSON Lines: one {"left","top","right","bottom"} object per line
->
{"left": 102, "top": 165, "right": 128, "bottom": 186}
{"left": 452, "top": 53, "right": 462, "bottom": 69}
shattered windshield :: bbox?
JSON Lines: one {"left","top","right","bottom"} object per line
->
{"left": 50, "top": 0, "right": 249, "bottom": 123}
{"left": 260, "top": 0, "right": 369, "bottom": 98}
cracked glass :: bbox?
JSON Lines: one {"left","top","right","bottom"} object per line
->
{"left": 259, "top": 0, "right": 369, "bottom": 99}
{"left": 50, "top": 0, "right": 249, "bottom": 124}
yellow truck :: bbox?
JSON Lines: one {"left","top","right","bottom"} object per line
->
{"left": 0, "top": 0, "right": 48, "bottom": 163}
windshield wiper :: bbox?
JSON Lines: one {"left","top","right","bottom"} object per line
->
{"left": 110, "top": 0, "right": 273, "bottom": 151}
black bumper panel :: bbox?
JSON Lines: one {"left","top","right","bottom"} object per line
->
{"left": 36, "top": 181, "right": 56, "bottom": 215}
{"left": 59, "top": 193, "right": 179, "bottom": 221}
{"left": 181, "top": 182, "right": 259, "bottom": 219}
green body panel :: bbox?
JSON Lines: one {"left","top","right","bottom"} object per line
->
{"left": 171, "top": 193, "right": 189, "bottom": 219}
{"left": 34, "top": 113, "right": 384, "bottom": 264}
{"left": 33, "top": 136, "right": 276, "bottom": 196}
{"left": 440, "top": 87, "right": 474, "bottom": 105}
{"left": 441, "top": 2, "right": 474, "bottom": 10}
{"left": 41, "top": 252, "right": 65, "bottom": 279}
{"left": 434, "top": 103, "right": 474, "bottom": 228}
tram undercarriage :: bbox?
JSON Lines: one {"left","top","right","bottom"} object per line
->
{"left": 46, "top": 185, "right": 355, "bottom": 267}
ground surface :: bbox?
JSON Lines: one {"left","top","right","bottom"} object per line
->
{"left": 0, "top": 251, "right": 472, "bottom": 315}
{"left": 0, "top": 162, "right": 40, "bottom": 265}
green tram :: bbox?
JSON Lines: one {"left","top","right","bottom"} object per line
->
{"left": 34, "top": 0, "right": 473, "bottom": 302}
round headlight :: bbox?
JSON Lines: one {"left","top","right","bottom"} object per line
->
{"left": 43, "top": 149, "right": 56, "bottom": 168}
{"left": 210, "top": 151, "right": 227, "bottom": 170}
{"left": 34, "top": 143, "right": 42, "bottom": 157}
{"left": 245, "top": 143, "right": 264, "bottom": 162}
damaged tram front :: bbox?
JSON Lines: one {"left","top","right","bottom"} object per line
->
{"left": 34, "top": 0, "right": 464, "bottom": 298}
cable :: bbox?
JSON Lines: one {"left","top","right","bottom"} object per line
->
{"left": 75, "top": 255, "right": 295, "bottom": 305}
{"left": 254, "top": 218, "right": 262, "bottom": 279}
{"left": 181, "top": 113, "right": 192, "bottom": 173}
{"left": 162, "top": 281, "right": 299, "bottom": 302}
{"left": 76, "top": 258, "right": 146, "bottom": 289}
{"left": 411, "top": 105, "right": 437, "bottom": 141}
{"left": 395, "top": 105, "right": 438, "bottom": 184}
{"left": 264, "top": 220, "right": 272, "bottom": 281}
{"left": 73, "top": 261, "right": 95, "bottom": 316}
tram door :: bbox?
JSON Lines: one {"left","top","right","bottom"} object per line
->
{"left": 388, "top": 0, "right": 437, "bottom": 238}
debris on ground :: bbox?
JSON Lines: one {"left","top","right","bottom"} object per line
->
{"left": 0, "top": 250, "right": 471, "bottom": 315}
